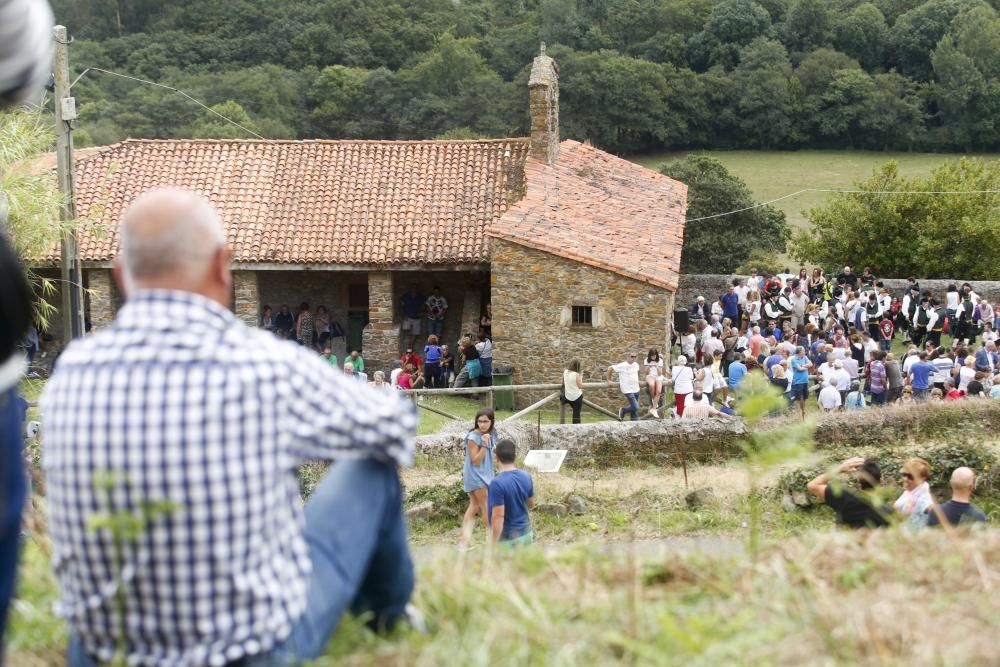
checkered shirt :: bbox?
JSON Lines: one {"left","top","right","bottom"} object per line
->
{"left": 40, "top": 290, "right": 416, "bottom": 666}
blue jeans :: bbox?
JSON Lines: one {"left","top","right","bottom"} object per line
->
{"left": 622, "top": 392, "right": 639, "bottom": 421}
{"left": 427, "top": 318, "right": 444, "bottom": 337}
{"left": 0, "top": 389, "right": 26, "bottom": 649}
{"left": 69, "top": 458, "right": 413, "bottom": 667}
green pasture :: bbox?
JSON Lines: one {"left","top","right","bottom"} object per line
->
{"left": 629, "top": 149, "right": 998, "bottom": 231}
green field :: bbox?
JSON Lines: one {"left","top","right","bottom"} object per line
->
{"left": 629, "top": 150, "right": 998, "bottom": 230}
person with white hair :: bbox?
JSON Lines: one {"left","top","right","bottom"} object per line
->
{"left": 0, "top": 0, "right": 54, "bottom": 107}
{"left": 818, "top": 378, "right": 843, "bottom": 411}
{"left": 41, "top": 189, "right": 419, "bottom": 667}
{"left": 831, "top": 359, "right": 851, "bottom": 402}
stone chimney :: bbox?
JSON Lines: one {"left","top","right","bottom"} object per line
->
{"left": 529, "top": 43, "right": 559, "bottom": 164}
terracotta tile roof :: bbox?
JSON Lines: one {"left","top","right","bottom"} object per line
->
{"left": 45, "top": 138, "right": 529, "bottom": 265}
{"left": 488, "top": 140, "right": 687, "bottom": 291}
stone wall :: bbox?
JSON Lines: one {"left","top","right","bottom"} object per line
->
{"left": 415, "top": 416, "right": 746, "bottom": 465}
{"left": 677, "top": 273, "right": 1000, "bottom": 311}
{"left": 362, "top": 272, "right": 397, "bottom": 374}
{"left": 491, "top": 239, "right": 673, "bottom": 409}
{"left": 87, "top": 269, "right": 118, "bottom": 331}
{"left": 232, "top": 271, "right": 259, "bottom": 329}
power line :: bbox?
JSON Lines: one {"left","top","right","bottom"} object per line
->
{"left": 70, "top": 67, "right": 266, "bottom": 140}
{"left": 686, "top": 187, "right": 1000, "bottom": 222}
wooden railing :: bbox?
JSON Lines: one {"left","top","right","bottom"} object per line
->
{"left": 399, "top": 381, "right": 628, "bottom": 423}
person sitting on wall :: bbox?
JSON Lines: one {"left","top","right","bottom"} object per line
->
{"left": 607, "top": 352, "right": 641, "bottom": 422}
{"left": 807, "top": 457, "right": 891, "bottom": 529}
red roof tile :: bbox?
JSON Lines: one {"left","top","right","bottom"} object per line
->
{"left": 48, "top": 138, "right": 529, "bottom": 266}
{"left": 488, "top": 140, "right": 687, "bottom": 291}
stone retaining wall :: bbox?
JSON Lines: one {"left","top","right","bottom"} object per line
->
{"left": 415, "top": 417, "right": 747, "bottom": 465}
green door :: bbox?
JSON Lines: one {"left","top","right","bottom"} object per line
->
{"left": 347, "top": 311, "right": 369, "bottom": 353}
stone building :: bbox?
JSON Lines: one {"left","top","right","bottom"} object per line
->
{"left": 37, "top": 48, "right": 688, "bottom": 389}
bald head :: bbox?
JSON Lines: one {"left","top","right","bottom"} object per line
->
{"left": 116, "top": 189, "right": 230, "bottom": 304}
{"left": 951, "top": 467, "right": 976, "bottom": 492}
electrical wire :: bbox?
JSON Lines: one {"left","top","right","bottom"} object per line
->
{"left": 685, "top": 187, "right": 1000, "bottom": 222}
{"left": 70, "top": 67, "right": 266, "bottom": 140}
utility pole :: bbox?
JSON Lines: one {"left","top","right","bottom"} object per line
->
{"left": 54, "top": 25, "right": 85, "bottom": 341}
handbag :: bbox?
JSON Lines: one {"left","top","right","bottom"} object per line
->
{"left": 466, "top": 358, "right": 482, "bottom": 380}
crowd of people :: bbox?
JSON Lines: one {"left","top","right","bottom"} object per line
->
{"left": 259, "top": 292, "right": 495, "bottom": 390}
{"left": 670, "top": 266, "right": 1000, "bottom": 418}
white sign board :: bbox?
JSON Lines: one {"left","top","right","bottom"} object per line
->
{"left": 523, "top": 449, "right": 567, "bottom": 473}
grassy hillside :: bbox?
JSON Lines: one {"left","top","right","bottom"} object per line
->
{"left": 629, "top": 150, "right": 993, "bottom": 231}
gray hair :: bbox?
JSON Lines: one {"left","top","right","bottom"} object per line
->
{"left": 119, "top": 188, "right": 227, "bottom": 286}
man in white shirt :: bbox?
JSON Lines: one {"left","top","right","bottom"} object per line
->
{"left": 902, "top": 347, "right": 920, "bottom": 375}
{"left": 819, "top": 379, "right": 843, "bottom": 411}
{"left": 831, "top": 359, "right": 852, "bottom": 402}
{"left": 607, "top": 352, "right": 641, "bottom": 421}
{"left": 817, "top": 352, "right": 837, "bottom": 386}
{"left": 680, "top": 328, "right": 696, "bottom": 359}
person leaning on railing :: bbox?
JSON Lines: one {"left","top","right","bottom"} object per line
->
{"left": 561, "top": 359, "right": 584, "bottom": 424}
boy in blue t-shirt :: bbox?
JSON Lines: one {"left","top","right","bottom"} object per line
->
{"left": 488, "top": 439, "right": 535, "bottom": 545}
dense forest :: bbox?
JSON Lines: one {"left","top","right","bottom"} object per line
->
{"left": 52, "top": 0, "right": 1000, "bottom": 154}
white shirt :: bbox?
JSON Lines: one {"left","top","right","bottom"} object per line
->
{"left": 946, "top": 291, "right": 960, "bottom": 311}
{"left": 957, "top": 365, "right": 976, "bottom": 392}
{"left": 818, "top": 362, "right": 836, "bottom": 385}
{"left": 685, "top": 393, "right": 711, "bottom": 407}
{"left": 563, "top": 370, "right": 583, "bottom": 401}
{"left": 819, "top": 385, "right": 843, "bottom": 410}
{"left": 645, "top": 358, "right": 664, "bottom": 378}
{"left": 611, "top": 361, "right": 641, "bottom": 394}
{"left": 680, "top": 333, "right": 696, "bottom": 357}
{"left": 746, "top": 299, "right": 761, "bottom": 322}
{"left": 902, "top": 353, "right": 919, "bottom": 375}
{"left": 735, "top": 285, "right": 749, "bottom": 305}
{"left": 698, "top": 366, "right": 716, "bottom": 393}
{"left": 671, "top": 364, "right": 695, "bottom": 394}
{"left": 832, "top": 368, "right": 852, "bottom": 391}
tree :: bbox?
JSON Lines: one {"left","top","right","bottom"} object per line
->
{"left": 661, "top": 155, "right": 790, "bottom": 273}
{"left": 0, "top": 107, "right": 70, "bottom": 326}
{"left": 791, "top": 158, "right": 1000, "bottom": 279}
{"left": 688, "top": 0, "right": 773, "bottom": 70}
{"left": 890, "top": 0, "right": 966, "bottom": 81}
{"left": 733, "top": 39, "right": 795, "bottom": 148}
{"left": 781, "top": 0, "right": 835, "bottom": 54}
{"left": 834, "top": 3, "right": 889, "bottom": 70}
{"left": 188, "top": 101, "right": 259, "bottom": 139}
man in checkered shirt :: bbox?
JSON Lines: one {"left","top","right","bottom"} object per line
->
{"left": 41, "top": 189, "right": 418, "bottom": 667}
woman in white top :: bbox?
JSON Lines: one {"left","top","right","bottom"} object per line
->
{"left": 671, "top": 355, "right": 695, "bottom": 417}
{"left": 745, "top": 291, "right": 762, "bottom": 326}
{"left": 954, "top": 356, "right": 976, "bottom": 393}
{"left": 644, "top": 349, "right": 665, "bottom": 417}
{"left": 562, "top": 359, "right": 585, "bottom": 424}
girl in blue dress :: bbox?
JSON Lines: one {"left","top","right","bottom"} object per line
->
{"left": 460, "top": 408, "right": 496, "bottom": 548}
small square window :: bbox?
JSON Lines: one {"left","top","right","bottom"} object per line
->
{"left": 572, "top": 305, "right": 593, "bottom": 326}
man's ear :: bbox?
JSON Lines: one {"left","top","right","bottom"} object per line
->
{"left": 214, "top": 246, "right": 232, "bottom": 291}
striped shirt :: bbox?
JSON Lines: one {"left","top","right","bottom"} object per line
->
{"left": 41, "top": 290, "right": 415, "bottom": 666}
